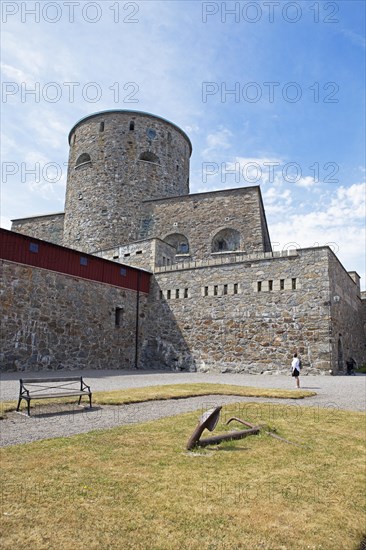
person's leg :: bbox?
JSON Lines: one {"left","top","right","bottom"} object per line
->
{"left": 296, "top": 376, "right": 300, "bottom": 388}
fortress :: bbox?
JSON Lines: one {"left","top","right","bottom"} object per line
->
{"left": 1, "top": 110, "right": 365, "bottom": 373}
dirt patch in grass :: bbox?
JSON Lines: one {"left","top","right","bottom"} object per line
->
{"left": 1, "top": 402, "right": 364, "bottom": 550}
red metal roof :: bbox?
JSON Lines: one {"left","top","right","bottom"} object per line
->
{"left": 0, "top": 228, "right": 150, "bottom": 294}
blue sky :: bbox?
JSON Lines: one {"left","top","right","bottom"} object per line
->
{"left": 1, "top": 0, "right": 365, "bottom": 286}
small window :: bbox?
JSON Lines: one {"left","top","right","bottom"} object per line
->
{"left": 257, "top": 281, "right": 262, "bottom": 292}
{"left": 175, "top": 289, "right": 180, "bottom": 299}
{"left": 75, "top": 153, "right": 91, "bottom": 168}
{"left": 115, "top": 307, "right": 123, "bottom": 327}
{"left": 233, "top": 283, "right": 238, "bottom": 294}
{"left": 136, "top": 250, "right": 142, "bottom": 255}
{"left": 159, "top": 290, "right": 163, "bottom": 300}
{"left": 99, "top": 121, "right": 104, "bottom": 132}
{"left": 72, "top": 133, "right": 76, "bottom": 145}
{"left": 184, "top": 288, "right": 188, "bottom": 298}
{"left": 120, "top": 268, "right": 127, "bottom": 277}
{"left": 139, "top": 151, "right": 160, "bottom": 164}
{"left": 223, "top": 284, "right": 228, "bottom": 295}
{"left": 129, "top": 121, "right": 135, "bottom": 131}
{"left": 280, "top": 279, "right": 285, "bottom": 290}
{"left": 269, "top": 280, "right": 273, "bottom": 291}
{"left": 124, "top": 253, "right": 130, "bottom": 257}
{"left": 163, "top": 256, "right": 166, "bottom": 266}
{"left": 167, "top": 290, "right": 171, "bottom": 300}
{"left": 113, "top": 254, "right": 119, "bottom": 259}
{"left": 214, "top": 285, "right": 218, "bottom": 296}
{"left": 167, "top": 258, "right": 171, "bottom": 266}
{"left": 204, "top": 286, "right": 209, "bottom": 297}
{"left": 80, "top": 257, "right": 88, "bottom": 266}
{"left": 292, "top": 278, "right": 297, "bottom": 290}
{"left": 29, "top": 242, "right": 39, "bottom": 253}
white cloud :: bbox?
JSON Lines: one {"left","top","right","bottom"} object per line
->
{"left": 296, "top": 176, "right": 318, "bottom": 188}
{"left": 202, "top": 128, "right": 233, "bottom": 157}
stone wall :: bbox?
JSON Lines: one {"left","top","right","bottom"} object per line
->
{"left": 95, "top": 238, "right": 176, "bottom": 271}
{"left": 140, "top": 186, "right": 272, "bottom": 262}
{"left": 327, "top": 251, "right": 366, "bottom": 371}
{"left": 141, "top": 247, "right": 364, "bottom": 374}
{"left": 0, "top": 260, "right": 148, "bottom": 372}
{"left": 11, "top": 213, "right": 65, "bottom": 245}
{"left": 63, "top": 111, "right": 191, "bottom": 253}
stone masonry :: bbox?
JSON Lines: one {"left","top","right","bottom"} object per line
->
{"left": 8, "top": 109, "right": 366, "bottom": 373}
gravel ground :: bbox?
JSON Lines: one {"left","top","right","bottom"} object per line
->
{"left": 1, "top": 370, "right": 365, "bottom": 447}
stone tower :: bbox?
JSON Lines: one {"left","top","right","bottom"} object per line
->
{"left": 63, "top": 110, "right": 192, "bottom": 253}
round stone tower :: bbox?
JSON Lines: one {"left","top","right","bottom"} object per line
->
{"left": 63, "top": 110, "right": 192, "bottom": 253}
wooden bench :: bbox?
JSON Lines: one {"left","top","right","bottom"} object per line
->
{"left": 16, "top": 377, "right": 92, "bottom": 416}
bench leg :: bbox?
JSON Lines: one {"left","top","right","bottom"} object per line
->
{"left": 27, "top": 399, "right": 31, "bottom": 416}
{"left": 16, "top": 397, "right": 22, "bottom": 412}
{"left": 78, "top": 395, "right": 82, "bottom": 405}
{"left": 89, "top": 393, "right": 92, "bottom": 408}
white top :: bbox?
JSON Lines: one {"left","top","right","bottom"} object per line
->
{"left": 291, "top": 357, "right": 300, "bottom": 372}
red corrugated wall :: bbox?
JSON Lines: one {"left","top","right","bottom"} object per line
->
{"left": 0, "top": 229, "right": 150, "bottom": 293}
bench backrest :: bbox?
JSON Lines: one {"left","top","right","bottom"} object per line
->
{"left": 20, "top": 377, "right": 83, "bottom": 384}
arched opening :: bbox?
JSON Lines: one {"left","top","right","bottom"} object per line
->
{"left": 164, "top": 233, "right": 189, "bottom": 254}
{"left": 75, "top": 153, "right": 91, "bottom": 168}
{"left": 139, "top": 151, "right": 160, "bottom": 164}
{"left": 211, "top": 228, "right": 241, "bottom": 253}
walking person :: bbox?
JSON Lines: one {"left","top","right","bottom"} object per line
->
{"left": 291, "top": 352, "right": 301, "bottom": 388}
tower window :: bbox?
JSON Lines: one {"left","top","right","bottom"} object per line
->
{"left": 75, "top": 153, "right": 91, "bottom": 168}
{"left": 233, "top": 283, "right": 238, "bottom": 294}
{"left": 159, "top": 290, "right": 163, "bottom": 300}
{"left": 214, "top": 285, "right": 218, "bottom": 296}
{"left": 280, "top": 279, "right": 285, "bottom": 290}
{"left": 223, "top": 284, "right": 228, "bottom": 295}
{"left": 175, "top": 289, "right": 180, "bottom": 299}
{"left": 184, "top": 288, "right": 188, "bottom": 298}
{"left": 204, "top": 286, "right": 209, "bottom": 297}
{"left": 139, "top": 151, "right": 160, "bottom": 164}
{"left": 129, "top": 121, "right": 135, "bottom": 131}
{"left": 115, "top": 307, "right": 123, "bottom": 327}
{"left": 167, "top": 290, "right": 171, "bottom": 300}
{"left": 292, "top": 278, "right": 297, "bottom": 290}
{"left": 257, "top": 281, "right": 262, "bottom": 292}
{"left": 99, "top": 121, "right": 104, "bottom": 132}
{"left": 269, "top": 280, "right": 273, "bottom": 291}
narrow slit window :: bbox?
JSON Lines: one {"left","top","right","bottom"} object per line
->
{"left": 280, "top": 279, "right": 285, "bottom": 290}
{"left": 233, "top": 283, "right": 238, "bottom": 294}
{"left": 292, "top": 278, "right": 297, "bottom": 290}
{"left": 129, "top": 121, "right": 135, "bottom": 131}
{"left": 269, "top": 280, "right": 273, "bottom": 291}
{"left": 175, "top": 289, "right": 180, "bottom": 299}
{"left": 214, "top": 285, "right": 218, "bottom": 296}
{"left": 184, "top": 288, "right": 188, "bottom": 298}
{"left": 167, "top": 290, "right": 171, "bottom": 300}
{"left": 223, "top": 284, "right": 228, "bottom": 295}
{"left": 124, "top": 253, "right": 130, "bottom": 257}
{"left": 257, "top": 281, "right": 262, "bottom": 292}
{"left": 99, "top": 121, "right": 104, "bottom": 132}
{"left": 204, "top": 286, "right": 209, "bottom": 297}
{"left": 159, "top": 290, "right": 163, "bottom": 300}
{"left": 136, "top": 250, "right": 142, "bottom": 255}
{"left": 115, "top": 307, "right": 123, "bottom": 327}
{"left": 163, "top": 256, "right": 166, "bottom": 266}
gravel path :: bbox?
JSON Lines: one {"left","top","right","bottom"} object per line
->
{"left": 1, "top": 370, "right": 365, "bottom": 447}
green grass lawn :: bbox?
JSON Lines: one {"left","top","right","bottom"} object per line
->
{"left": 1, "top": 401, "right": 365, "bottom": 550}
{"left": 1, "top": 383, "right": 316, "bottom": 417}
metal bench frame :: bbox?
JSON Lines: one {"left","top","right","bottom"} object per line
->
{"left": 16, "top": 377, "right": 92, "bottom": 416}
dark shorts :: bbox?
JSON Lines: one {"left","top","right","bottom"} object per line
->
{"left": 292, "top": 369, "right": 300, "bottom": 377}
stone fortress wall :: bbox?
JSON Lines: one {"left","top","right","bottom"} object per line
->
{"left": 1, "top": 260, "right": 148, "bottom": 372}
{"left": 8, "top": 109, "right": 366, "bottom": 373}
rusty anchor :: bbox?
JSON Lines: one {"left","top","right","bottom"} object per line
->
{"left": 186, "top": 407, "right": 304, "bottom": 450}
